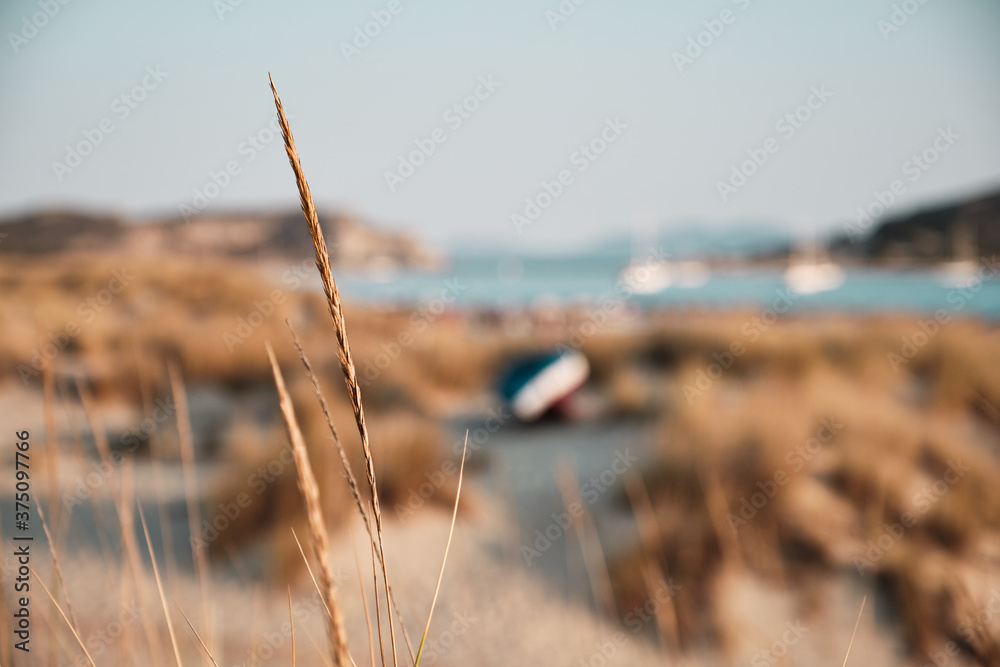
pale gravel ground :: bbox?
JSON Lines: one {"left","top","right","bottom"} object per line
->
{"left": 41, "top": 504, "right": 954, "bottom": 667}
{"left": 0, "top": 380, "right": 972, "bottom": 667}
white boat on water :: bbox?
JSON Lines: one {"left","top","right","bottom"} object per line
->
{"left": 937, "top": 260, "right": 979, "bottom": 289}
{"left": 783, "top": 260, "right": 845, "bottom": 295}
{"left": 936, "top": 222, "right": 980, "bottom": 288}
{"left": 783, "top": 239, "right": 844, "bottom": 295}
{"left": 620, "top": 260, "right": 672, "bottom": 294}
{"left": 617, "top": 211, "right": 711, "bottom": 294}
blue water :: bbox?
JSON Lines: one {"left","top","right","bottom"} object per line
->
{"left": 332, "top": 255, "right": 1000, "bottom": 318}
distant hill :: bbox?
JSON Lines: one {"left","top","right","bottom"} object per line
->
{"left": 832, "top": 189, "right": 1000, "bottom": 264}
{"left": 0, "top": 209, "right": 443, "bottom": 270}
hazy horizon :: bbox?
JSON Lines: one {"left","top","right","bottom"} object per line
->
{"left": 2, "top": 0, "right": 999, "bottom": 252}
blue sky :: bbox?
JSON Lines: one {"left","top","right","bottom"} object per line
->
{"left": 1, "top": 0, "right": 998, "bottom": 252}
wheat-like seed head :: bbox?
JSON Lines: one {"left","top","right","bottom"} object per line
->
{"left": 269, "top": 73, "right": 398, "bottom": 666}
{"left": 267, "top": 342, "right": 350, "bottom": 667}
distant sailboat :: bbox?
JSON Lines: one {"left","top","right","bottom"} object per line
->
{"left": 617, "top": 210, "right": 710, "bottom": 293}
{"left": 936, "top": 221, "right": 979, "bottom": 288}
{"left": 783, "top": 237, "right": 844, "bottom": 295}
{"left": 620, "top": 260, "right": 672, "bottom": 294}
{"left": 619, "top": 210, "right": 670, "bottom": 294}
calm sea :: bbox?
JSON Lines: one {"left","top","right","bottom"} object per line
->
{"left": 331, "top": 254, "right": 1000, "bottom": 318}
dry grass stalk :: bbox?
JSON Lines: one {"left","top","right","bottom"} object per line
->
{"left": 42, "top": 360, "right": 61, "bottom": 540}
{"left": 351, "top": 528, "right": 377, "bottom": 667}
{"left": 414, "top": 433, "right": 468, "bottom": 667}
{"left": 36, "top": 505, "right": 78, "bottom": 632}
{"left": 28, "top": 564, "right": 96, "bottom": 667}
{"left": 60, "top": 377, "right": 114, "bottom": 561}
{"left": 168, "top": 360, "right": 212, "bottom": 650}
{"left": 625, "top": 474, "right": 679, "bottom": 651}
{"left": 119, "top": 458, "right": 165, "bottom": 667}
{"left": 556, "top": 460, "right": 617, "bottom": 619}
{"left": 288, "top": 321, "right": 415, "bottom": 661}
{"left": 137, "top": 502, "right": 184, "bottom": 667}
{"left": 304, "top": 625, "right": 336, "bottom": 667}
{"left": 639, "top": 557, "right": 678, "bottom": 652}
{"left": 74, "top": 376, "right": 118, "bottom": 497}
{"left": 139, "top": 360, "right": 181, "bottom": 589}
{"left": 268, "top": 342, "right": 350, "bottom": 666}
{"left": 841, "top": 596, "right": 867, "bottom": 667}
{"left": 291, "top": 528, "right": 336, "bottom": 626}
{"left": 288, "top": 587, "right": 297, "bottom": 667}
{"left": 174, "top": 600, "right": 220, "bottom": 667}
{"left": 269, "top": 73, "right": 397, "bottom": 665}
{"left": 287, "top": 323, "right": 369, "bottom": 534}
{"left": 370, "top": 537, "right": 387, "bottom": 667}
{"left": 624, "top": 472, "right": 663, "bottom": 559}
{"left": 699, "top": 465, "right": 743, "bottom": 569}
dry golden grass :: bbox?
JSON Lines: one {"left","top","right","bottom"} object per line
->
{"left": 608, "top": 333, "right": 1000, "bottom": 661}
{"left": 268, "top": 342, "right": 350, "bottom": 665}
{"left": 269, "top": 73, "right": 473, "bottom": 666}
{"left": 0, "top": 76, "right": 480, "bottom": 667}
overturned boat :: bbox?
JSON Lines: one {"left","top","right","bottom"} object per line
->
{"left": 499, "top": 349, "right": 590, "bottom": 422}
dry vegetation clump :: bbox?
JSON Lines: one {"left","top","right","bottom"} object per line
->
{"left": 0, "top": 78, "right": 473, "bottom": 667}
{"left": 0, "top": 253, "right": 505, "bottom": 402}
{"left": 0, "top": 250, "right": 488, "bottom": 587}
{"left": 576, "top": 310, "right": 1000, "bottom": 423}
{"left": 207, "top": 378, "right": 453, "bottom": 581}
{"left": 606, "top": 318, "right": 1000, "bottom": 662}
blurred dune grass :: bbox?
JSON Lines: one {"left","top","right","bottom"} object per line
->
{"left": 3, "top": 244, "right": 1000, "bottom": 663}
